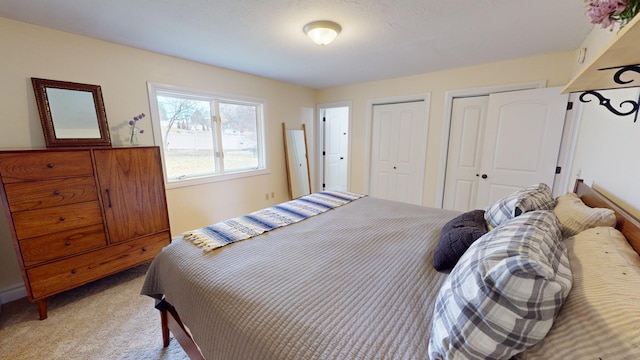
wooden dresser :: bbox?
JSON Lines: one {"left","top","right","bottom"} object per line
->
{"left": 0, "top": 146, "right": 171, "bottom": 319}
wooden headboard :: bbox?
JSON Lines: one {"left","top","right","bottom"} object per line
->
{"left": 574, "top": 179, "right": 640, "bottom": 255}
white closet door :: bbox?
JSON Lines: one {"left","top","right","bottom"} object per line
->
{"left": 475, "top": 87, "right": 568, "bottom": 208}
{"left": 370, "top": 101, "right": 427, "bottom": 205}
{"left": 443, "top": 96, "right": 489, "bottom": 211}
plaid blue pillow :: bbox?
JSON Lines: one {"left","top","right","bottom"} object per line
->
{"left": 484, "top": 183, "right": 556, "bottom": 228}
{"left": 429, "top": 210, "right": 572, "bottom": 360}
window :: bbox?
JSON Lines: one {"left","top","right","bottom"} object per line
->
{"left": 147, "top": 83, "right": 267, "bottom": 188}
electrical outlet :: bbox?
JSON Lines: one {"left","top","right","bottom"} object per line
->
{"left": 265, "top": 193, "right": 269, "bottom": 200}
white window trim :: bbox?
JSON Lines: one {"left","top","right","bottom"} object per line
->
{"left": 147, "top": 82, "right": 269, "bottom": 189}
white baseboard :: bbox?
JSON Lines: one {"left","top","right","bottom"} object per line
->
{"left": 0, "top": 283, "right": 26, "bottom": 306}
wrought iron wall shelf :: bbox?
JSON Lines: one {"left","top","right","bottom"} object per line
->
{"left": 562, "top": 14, "right": 640, "bottom": 120}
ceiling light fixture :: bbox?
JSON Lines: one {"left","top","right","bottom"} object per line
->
{"left": 303, "top": 20, "right": 341, "bottom": 46}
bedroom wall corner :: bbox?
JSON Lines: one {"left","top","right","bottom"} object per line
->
{"left": 315, "top": 51, "right": 577, "bottom": 207}
{"left": 0, "top": 16, "right": 317, "bottom": 294}
{"left": 569, "top": 25, "right": 617, "bottom": 78}
{"left": 0, "top": 215, "right": 23, "bottom": 296}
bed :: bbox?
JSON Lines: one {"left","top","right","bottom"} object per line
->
{"left": 141, "top": 180, "right": 640, "bottom": 359}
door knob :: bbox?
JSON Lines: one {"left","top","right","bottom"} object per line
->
{"left": 481, "top": 174, "right": 488, "bottom": 179}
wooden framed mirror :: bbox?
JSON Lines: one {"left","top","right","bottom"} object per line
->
{"left": 283, "top": 123, "right": 312, "bottom": 199}
{"left": 32, "top": 78, "right": 111, "bottom": 147}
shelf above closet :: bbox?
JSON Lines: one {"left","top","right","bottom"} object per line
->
{"left": 562, "top": 14, "right": 640, "bottom": 94}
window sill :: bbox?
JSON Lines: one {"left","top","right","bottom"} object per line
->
{"left": 164, "top": 168, "right": 270, "bottom": 190}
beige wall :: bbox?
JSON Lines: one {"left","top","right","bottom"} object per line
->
{"left": 0, "top": 17, "right": 315, "bottom": 292}
{"left": 316, "top": 51, "right": 578, "bottom": 206}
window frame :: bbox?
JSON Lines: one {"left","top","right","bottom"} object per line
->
{"left": 147, "top": 82, "right": 269, "bottom": 189}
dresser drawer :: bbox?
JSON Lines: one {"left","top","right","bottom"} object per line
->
{"left": 13, "top": 201, "right": 103, "bottom": 239}
{"left": 19, "top": 224, "right": 107, "bottom": 267}
{"left": 0, "top": 151, "right": 93, "bottom": 184}
{"left": 26, "top": 231, "right": 171, "bottom": 299}
{"left": 4, "top": 176, "right": 97, "bottom": 212}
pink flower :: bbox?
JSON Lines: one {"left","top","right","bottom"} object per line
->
{"left": 586, "top": 0, "right": 635, "bottom": 29}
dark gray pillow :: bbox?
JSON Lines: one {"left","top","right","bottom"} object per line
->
{"left": 433, "top": 209, "right": 488, "bottom": 271}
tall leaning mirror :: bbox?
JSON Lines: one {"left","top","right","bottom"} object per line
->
{"left": 283, "top": 123, "right": 312, "bottom": 199}
{"left": 32, "top": 78, "right": 112, "bottom": 147}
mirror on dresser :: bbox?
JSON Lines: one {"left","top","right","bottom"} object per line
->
{"left": 31, "top": 78, "right": 112, "bottom": 147}
{"left": 282, "top": 123, "right": 312, "bottom": 199}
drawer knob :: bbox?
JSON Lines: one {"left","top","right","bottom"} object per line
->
{"left": 47, "top": 163, "right": 54, "bottom": 169}
{"left": 59, "top": 216, "right": 66, "bottom": 222}
{"left": 65, "top": 241, "right": 71, "bottom": 246}
{"left": 141, "top": 247, "right": 147, "bottom": 252}
{"left": 53, "top": 190, "right": 60, "bottom": 196}
{"left": 71, "top": 269, "right": 77, "bottom": 274}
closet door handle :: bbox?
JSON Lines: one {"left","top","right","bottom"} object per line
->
{"left": 105, "top": 189, "right": 112, "bottom": 208}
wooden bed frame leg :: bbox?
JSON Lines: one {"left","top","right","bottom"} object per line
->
{"left": 38, "top": 299, "right": 48, "bottom": 320}
{"left": 155, "top": 299, "right": 205, "bottom": 359}
{"left": 160, "top": 306, "right": 170, "bottom": 347}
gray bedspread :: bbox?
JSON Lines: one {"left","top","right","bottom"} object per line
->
{"left": 141, "top": 196, "right": 459, "bottom": 360}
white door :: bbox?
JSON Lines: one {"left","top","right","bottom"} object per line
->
{"left": 477, "top": 87, "right": 568, "bottom": 207}
{"left": 323, "top": 107, "right": 349, "bottom": 192}
{"left": 443, "top": 96, "right": 489, "bottom": 211}
{"left": 443, "top": 87, "right": 568, "bottom": 211}
{"left": 370, "top": 101, "right": 427, "bottom": 205}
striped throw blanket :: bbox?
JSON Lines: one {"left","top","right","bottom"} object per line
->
{"left": 183, "top": 191, "right": 365, "bottom": 252}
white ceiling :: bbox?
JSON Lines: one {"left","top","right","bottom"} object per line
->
{"left": 0, "top": 0, "right": 594, "bottom": 89}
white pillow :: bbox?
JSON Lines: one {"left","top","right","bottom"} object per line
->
{"left": 429, "top": 210, "right": 571, "bottom": 359}
{"left": 484, "top": 183, "right": 556, "bottom": 228}
{"left": 518, "top": 227, "right": 640, "bottom": 359}
{"left": 553, "top": 192, "right": 616, "bottom": 238}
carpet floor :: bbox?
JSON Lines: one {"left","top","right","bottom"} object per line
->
{"left": 0, "top": 263, "right": 189, "bottom": 360}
